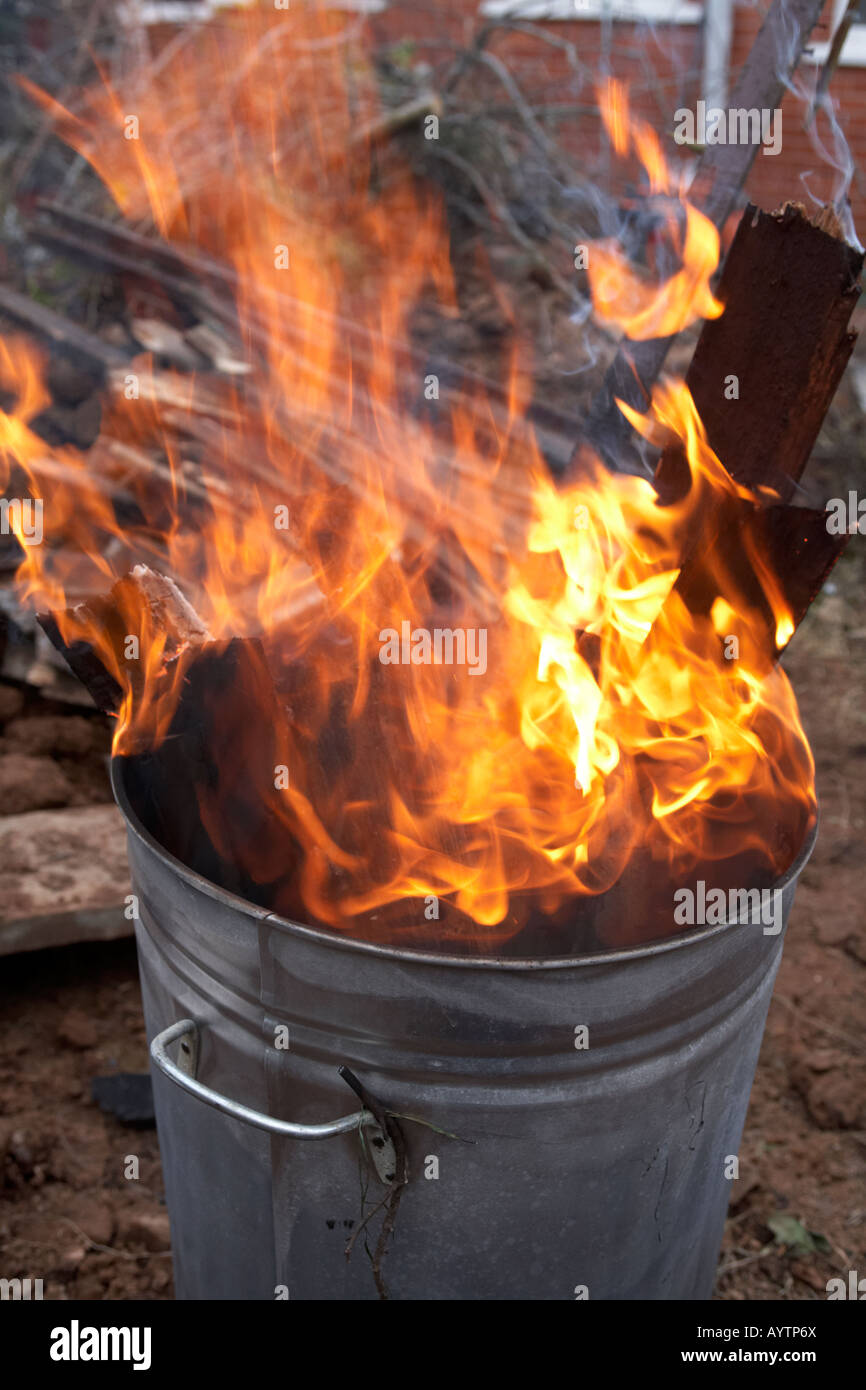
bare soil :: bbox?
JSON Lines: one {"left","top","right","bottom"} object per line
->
{"left": 0, "top": 938, "right": 172, "bottom": 1300}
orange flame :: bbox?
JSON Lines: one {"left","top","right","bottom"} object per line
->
{"left": 592, "top": 79, "right": 724, "bottom": 339}
{"left": 1, "top": 8, "right": 814, "bottom": 949}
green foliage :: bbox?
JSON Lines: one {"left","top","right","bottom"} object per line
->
{"left": 767, "top": 1212, "right": 831, "bottom": 1257}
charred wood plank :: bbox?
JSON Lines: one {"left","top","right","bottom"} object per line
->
{"left": 665, "top": 202, "right": 862, "bottom": 499}
{"left": 673, "top": 502, "right": 849, "bottom": 664}
{"left": 37, "top": 564, "right": 210, "bottom": 714}
{"left": 650, "top": 202, "right": 861, "bottom": 658}
{"left": 36, "top": 608, "right": 123, "bottom": 714}
{"left": 119, "top": 636, "right": 292, "bottom": 904}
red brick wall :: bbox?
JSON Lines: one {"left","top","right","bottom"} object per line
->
{"left": 731, "top": 0, "right": 864, "bottom": 226}
{"left": 372, "top": 0, "right": 866, "bottom": 237}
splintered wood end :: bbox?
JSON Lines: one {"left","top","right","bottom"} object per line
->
{"left": 773, "top": 199, "right": 848, "bottom": 243}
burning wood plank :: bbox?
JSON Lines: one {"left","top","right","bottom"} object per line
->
{"left": 37, "top": 563, "right": 211, "bottom": 714}
{"left": 119, "top": 635, "right": 296, "bottom": 905}
{"left": 660, "top": 202, "right": 862, "bottom": 500}
{"left": 668, "top": 504, "right": 850, "bottom": 664}
{"left": 651, "top": 201, "right": 862, "bottom": 660}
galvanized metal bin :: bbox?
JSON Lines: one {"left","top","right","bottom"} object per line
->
{"left": 112, "top": 759, "right": 816, "bottom": 1300}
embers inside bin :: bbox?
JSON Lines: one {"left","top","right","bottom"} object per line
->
{"left": 117, "top": 639, "right": 813, "bottom": 958}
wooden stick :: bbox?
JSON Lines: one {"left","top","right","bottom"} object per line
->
{"left": 809, "top": 0, "right": 860, "bottom": 121}
{"left": 0, "top": 284, "right": 127, "bottom": 372}
{"left": 350, "top": 92, "right": 442, "bottom": 148}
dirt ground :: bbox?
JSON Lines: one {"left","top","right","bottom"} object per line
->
{"left": 0, "top": 937, "right": 171, "bottom": 1299}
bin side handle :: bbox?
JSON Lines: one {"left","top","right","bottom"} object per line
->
{"left": 150, "top": 1018, "right": 385, "bottom": 1147}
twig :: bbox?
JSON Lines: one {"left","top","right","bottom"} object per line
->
{"left": 471, "top": 49, "right": 571, "bottom": 177}
{"left": 339, "top": 1066, "right": 409, "bottom": 1302}
{"left": 0, "top": 284, "right": 127, "bottom": 371}
{"left": 350, "top": 91, "right": 442, "bottom": 147}
{"left": 429, "top": 143, "right": 577, "bottom": 300}
{"left": 442, "top": 23, "right": 496, "bottom": 96}
{"left": 31, "top": 200, "right": 586, "bottom": 448}
{"left": 8, "top": 0, "right": 107, "bottom": 192}
{"left": 809, "top": 0, "right": 859, "bottom": 120}
{"left": 716, "top": 1244, "right": 774, "bottom": 1276}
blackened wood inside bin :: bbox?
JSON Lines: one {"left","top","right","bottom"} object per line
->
{"left": 117, "top": 641, "right": 812, "bottom": 958}
{"left": 120, "top": 638, "right": 286, "bottom": 908}
{"left": 118, "top": 638, "right": 601, "bottom": 953}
